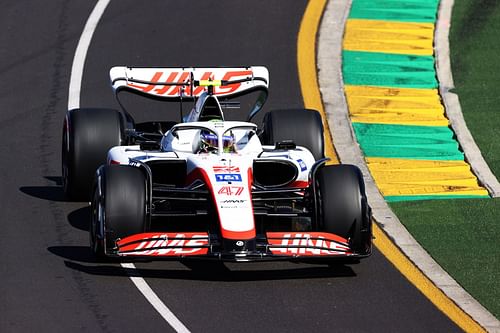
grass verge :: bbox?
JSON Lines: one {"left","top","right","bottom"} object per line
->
{"left": 390, "top": 0, "right": 500, "bottom": 319}
{"left": 391, "top": 199, "right": 500, "bottom": 318}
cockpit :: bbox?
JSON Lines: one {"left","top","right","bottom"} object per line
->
{"left": 198, "top": 130, "right": 236, "bottom": 153}
{"left": 161, "top": 123, "right": 262, "bottom": 155}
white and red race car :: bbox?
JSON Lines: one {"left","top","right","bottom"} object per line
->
{"left": 62, "top": 66, "right": 372, "bottom": 262}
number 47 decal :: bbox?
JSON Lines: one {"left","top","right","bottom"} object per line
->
{"left": 218, "top": 186, "right": 244, "bottom": 196}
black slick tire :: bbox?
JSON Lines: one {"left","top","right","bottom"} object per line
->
{"left": 315, "top": 164, "right": 371, "bottom": 254}
{"left": 262, "top": 109, "right": 325, "bottom": 160}
{"left": 62, "top": 108, "right": 123, "bottom": 200}
{"left": 90, "top": 165, "right": 147, "bottom": 257}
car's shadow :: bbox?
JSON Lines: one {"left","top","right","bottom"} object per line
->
{"left": 25, "top": 176, "right": 359, "bottom": 281}
{"left": 19, "top": 176, "right": 67, "bottom": 202}
{"left": 67, "top": 206, "right": 90, "bottom": 232}
{"left": 48, "top": 246, "right": 357, "bottom": 281}
{"left": 20, "top": 176, "right": 90, "bottom": 232}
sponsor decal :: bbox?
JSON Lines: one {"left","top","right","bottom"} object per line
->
{"left": 128, "top": 159, "right": 140, "bottom": 167}
{"left": 267, "top": 232, "right": 350, "bottom": 256}
{"left": 297, "top": 159, "right": 307, "bottom": 171}
{"left": 127, "top": 70, "right": 252, "bottom": 97}
{"left": 220, "top": 199, "right": 246, "bottom": 204}
{"left": 118, "top": 233, "right": 209, "bottom": 256}
{"left": 217, "top": 186, "right": 244, "bottom": 196}
{"left": 219, "top": 198, "right": 248, "bottom": 209}
{"left": 215, "top": 174, "right": 242, "bottom": 182}
{"left": 213, "top": 166, "right": 240, "bottom": 173}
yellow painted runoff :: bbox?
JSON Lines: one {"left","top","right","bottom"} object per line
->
{"left": 344, "top": 85, "right": 449, "bottom": 126}
{"left": 343, "top": 19, "right": 435, "bottom": 56}
{"left": 366, "top": 157, "right": 489, "bottom": 197}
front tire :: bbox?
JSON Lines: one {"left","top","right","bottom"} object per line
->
{"left": 90, "top": 165, "right": 147, "bottom": 257}
{"left": 62, "top": 108, "right": 123, "bottom": 200}
{"left": 315, "top": 164, "right": 371, "bottom": 255}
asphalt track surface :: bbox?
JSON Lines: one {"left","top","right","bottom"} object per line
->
{"left": 0, "top": 1, "right": 462, "bottom": 332}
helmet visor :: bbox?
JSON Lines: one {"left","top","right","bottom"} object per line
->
{"left": 201, "top": 132, "right": 218, "bottom": 148}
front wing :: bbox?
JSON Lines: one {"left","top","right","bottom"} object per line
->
{"left": 113, "top": 231, "right": 368, "bottom": 261}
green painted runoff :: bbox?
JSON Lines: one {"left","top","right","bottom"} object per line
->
{"left": 343, "top": 50, "right": 438, "bottom": 88}
{"left": 352, "top": 123, "right": 464, "bottom": 160}
{"left": 349, "top": 0, "right": 439, "bottom": 23}
{"left": 386, "top": 194, "right": 490, "bottom": 202}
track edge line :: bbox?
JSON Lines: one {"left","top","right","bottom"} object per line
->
{"left": 121, "top": 263, "right": 190, "bottom": 333}
{"left": 297, "top": 0, "right": 339, "bottom": 164}
{"left": 68, "top": 0, "right": 110, "bottom": 110}
{"left": 68, "top": 2, "right": 191, "bottom": 332}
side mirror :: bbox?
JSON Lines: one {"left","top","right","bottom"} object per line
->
{"left": 275, "top": 140, "right": 296, "bottom": 150}
{"left": 140, "top": 141, "right": 161, "bottom": 151}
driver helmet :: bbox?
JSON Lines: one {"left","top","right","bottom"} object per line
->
{"left": 199, "top": 131, "right": 218, "bottom": 153}
{"left": 199, "top": 130, "right": 235, "bottom": 153}
{"left": 222, "top": 131, "right": 235, "bottom": 153}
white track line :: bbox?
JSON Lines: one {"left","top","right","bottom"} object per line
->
{"left": 67, "top": 0, "right": 110, "bottom": 110}
{"left": 68, "top": 1, "right": 191, "bottom": 331}
{"left": 121, "top": 264, "right": 190, "bottom": 333}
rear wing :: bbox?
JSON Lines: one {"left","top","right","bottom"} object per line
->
{"left": 110, "top": 66, "right": 269, "bottom": 99}
{"left": 110, "top": 66, "right": 269, "bottom": 121}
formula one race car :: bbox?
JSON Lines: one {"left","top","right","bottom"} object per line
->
{"left": 62, "top": 66, "right": 372, "bottom": 262}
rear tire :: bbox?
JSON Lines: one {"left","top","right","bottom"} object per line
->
{"left": 261, "top": 109, "right": 325, "bottom": 160}
{"left": 90, "top": 165, "right": 147, "bottom": 257}
{"left": 62, "top": 108, "right": 123, "bottom": 200}
{"left": 315, "top": 165, "right": 371, "bottom": 254}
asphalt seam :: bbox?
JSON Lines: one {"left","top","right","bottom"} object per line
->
{"left": 435, "top": 0, "right": 500, "bottom": 198}
{"left": 317, "top": 0, "right": 499, "bottom": 331}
